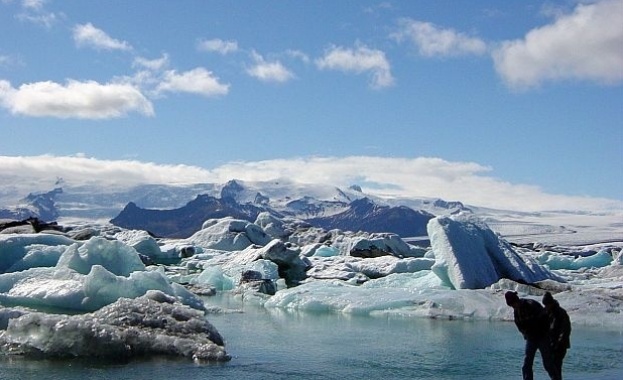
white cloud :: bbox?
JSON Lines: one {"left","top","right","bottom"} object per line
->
{"left": 1, "top": 155, "right": 618, "bottom": 213}
{"left": 155, "top": 67, "right": 230, "bottom": 96}
{"left": 0, "top": 155, "right": 214, "bottom": 191}
{"left": 246, "top": 52, "right": 295, "bottom": 83}
{"left": 16, "top": 11, "right": 59, "bottom": 27}
{"left": 286, "top": 49, "right": 310, "bottom": 64}
{"left": 316, "top": 44, "right": 394, "bottom": 89}
{"left": 0, "top": 79, "right": 154, "bottom": 119}
{"left": 21, "top": 0, "right": 45, "bottom": 10}
{"left": 197, "top": 38, "right": 239, "bottom": 55}
{"left": 133, "top": 54, "right": 170, "bottom": 71}
{"left": 493, "top": 0, "right": 623, "bottom": 88}
{"left": 392, "top": 18, "right": 487, "bottom": 57}
{"left": 73, "top": 23, "right": 132, "bottom": 51}
{"left": 15, "top": 0, "right": 61, "bottom": 28}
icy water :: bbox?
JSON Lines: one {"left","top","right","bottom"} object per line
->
{"left": 1, "top": 294, "right": 622, "bottom": 380}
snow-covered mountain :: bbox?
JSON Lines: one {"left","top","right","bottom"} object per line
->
{"left": 0, "top": 179, "right": 621, "bottom": 245}
{"left": 0, "top": 187, "right": 62, "bottom": 221}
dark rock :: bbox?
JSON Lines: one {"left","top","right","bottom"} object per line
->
{"left": 0, "top": 217, "right": 65, "bottom": 234}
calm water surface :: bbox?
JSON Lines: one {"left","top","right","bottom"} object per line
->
{"left": 1, "top": 294, "right": 621, "bottom": 380}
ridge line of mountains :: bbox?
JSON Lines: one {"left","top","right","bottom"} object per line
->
{"left": 0, "top": 180, "right": 469, "bottom": 239}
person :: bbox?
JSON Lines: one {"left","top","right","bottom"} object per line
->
{"left": 505, "top": 291, "right": 560, "bottom": 380}
{"left": 542, "top": 292, "right": 571, "bottom": 379}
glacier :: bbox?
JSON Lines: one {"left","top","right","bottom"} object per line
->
{"left": 0, "top": 209, "right": 622, "bottom": 361}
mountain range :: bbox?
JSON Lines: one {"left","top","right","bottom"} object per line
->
{"left": 1, "top": 180, "right": 466, "bottom": 239}
{"left": 1, "top": 179, "right": 620, "bottom": 245}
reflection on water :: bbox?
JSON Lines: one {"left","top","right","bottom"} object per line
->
{"left": 1, "top": 293, "right": 622, "bottom": 380}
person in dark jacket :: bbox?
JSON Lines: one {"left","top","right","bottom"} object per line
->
{"left": 543, "top": 292, "right": 571, "bottom": 379}
{"left": 505, "top": 291, "right": 560, "bottom": 380}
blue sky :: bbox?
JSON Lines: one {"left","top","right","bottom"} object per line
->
{"left": 0, "top": 0, "right": 621, "bottom": 211}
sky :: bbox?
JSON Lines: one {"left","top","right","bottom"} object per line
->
{"left": 0, "top": 0, "right": 622, "bottom": 213}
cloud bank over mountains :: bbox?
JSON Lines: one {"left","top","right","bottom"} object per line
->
{"left": 0, "top": 0, "right": 620, "bottom": 119}
{"left": 1, "top": 155, "right": 620, "bottom": 214}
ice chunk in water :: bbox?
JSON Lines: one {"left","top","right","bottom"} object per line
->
{"left": 57, "top": 236, "right": 145, "bottom": 276}
{"left": 427, "top": 215, "right": 559, "bottom": 289}
{"left": 0, "top": 291, "right": 229, "bottom": 361}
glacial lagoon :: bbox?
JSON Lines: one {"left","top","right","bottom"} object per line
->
{"left": 2, "top": 293, "right": 621, "bottom": 380}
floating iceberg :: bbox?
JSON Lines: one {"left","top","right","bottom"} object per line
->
{"left": 57, "top": 236, "right": 145, "bottom": 276}
{"left": 187, "top": 218, "right": 272, "bottom": 251}
{"left": 0, "top": 233, "right": 75, "bottom": 273}
{"left": 306, "top": 255, "right": 434, "bottom": 281}
{"left": 537, "top": 249, "right": 613, "bottom": 270}
{"left": 0, "top": 291, "right": 229, "bottom": 361}
{"left": 0, "top": 236, "right": 204, "bottom": 312}
{"left": 114, "top": 229, "right": 166, "bottom": 262}
{"left": 428, "top": 215, "right": 559, "bottom": 289}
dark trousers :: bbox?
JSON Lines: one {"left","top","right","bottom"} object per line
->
{"left": 522, "top": 337, "right": 561, "bottom": 380}
{"left": 553, "top": 347, "right": 567, "bottom": 379}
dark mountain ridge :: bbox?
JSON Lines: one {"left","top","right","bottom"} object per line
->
{"left": 111, "top": 194, "right": 434, "bottom": 239}
{"left": 110, "top": 194, "right": 264, "bottom": 238}
{"left": 307, "top": 197, "right": 434, "bottom": 237}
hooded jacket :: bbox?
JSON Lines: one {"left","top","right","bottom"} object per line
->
{"left": 514, "top": 298, "right": 549, "bottom": 340}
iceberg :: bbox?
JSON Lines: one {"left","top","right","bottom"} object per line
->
{"left": 537, "top": 249, "right": 613, "bottom": 270}
{"left": 0, "top": 233, "right": 75, "bottom": 273}
{"left": 57, "top": 236, "right": 145, "bottom": 276}
{"left": 427, "top": 215, "right": 559, "bottom": 289}
{"left": 192, "top": 266, "right": 235, "bottom": 291}
{"left": 0, "top": 235, "right": 204, "bottom": 312}
{"left": 114, "top": 229, "right": 165, "bottom": 262}
{"left": 0, "top": 264, "right": 204, "bottom": 312}
{"left": 306, "top": 255, "right": 434, "bottom": 281}
{"left": 186, "top": 217, "right": 272, "bottom": 251}
{"left": 191, "top": 240, "right": 308, "bottom": 287}
{"left": 263, "top": 274, "right": 510, "bottom": 320}
{"left": 348, "top": 234, "right": 424, "bottom": 258}
{"left": 0, "top": 291, "right": 229, "bottom": 361}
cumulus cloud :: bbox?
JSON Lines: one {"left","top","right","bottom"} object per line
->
{"left": 155, "top": 67, "right": 230, "bottom": 96}
{"left": 316, "top": 44, "right": 394, "bottom": 89}
{"left": 246, "top": 52, "right": 295, "bottom": 83}
{"left": 197, "top": 38, "right": 239, "bottom": 55}
{"left": 493, "top": 0, "right": 623, "bottom": 88}
{"left": 392, "top": 19, "right": 487, "bottom": 57}
{"left": 0, "top": 79, "right": 153, "bottom": 119}
{"left": 0, "top": 155, "right": 619, "bottom": 213}
{"left": 73, "top": 23, "right": 132, "bottom": 51}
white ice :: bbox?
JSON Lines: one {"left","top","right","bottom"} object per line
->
{"left": 428, "top": 215, "right": 560, "bottom": 289}
{"left": 0, "top": 235, "right": 204, "bottom": 311}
